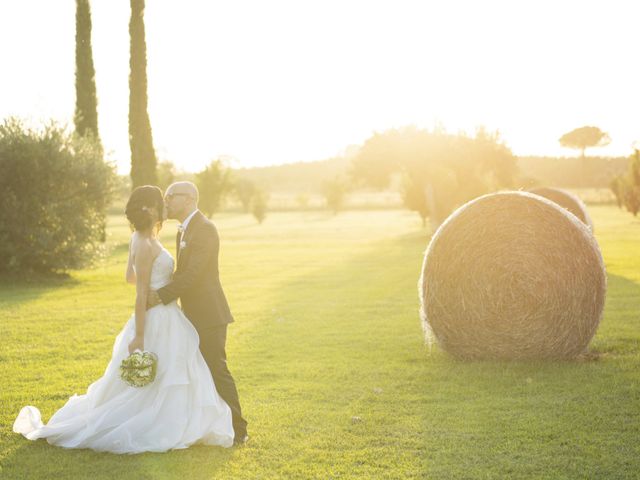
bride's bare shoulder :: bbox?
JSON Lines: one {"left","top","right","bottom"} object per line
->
{"left": 130, "top": 233, "right": 154, "bottom": 260}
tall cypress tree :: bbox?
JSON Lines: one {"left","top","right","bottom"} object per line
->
{"left": 129, "top": 0, "right": 157, "bottom": 187}
{"left": 74, "top": 0, "right": 101, "bottom": 146}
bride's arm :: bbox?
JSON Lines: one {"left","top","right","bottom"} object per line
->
{"left": 125, "top": 236, "right": 137, "bottom": 284}
{"left": 128, "top": 240, "right": 154, "bottom": 354}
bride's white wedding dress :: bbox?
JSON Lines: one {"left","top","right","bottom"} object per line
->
{"left": 13, "top": 248, "right": 234, "bottom": 453}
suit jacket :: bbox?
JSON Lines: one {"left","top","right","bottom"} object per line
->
{"left": 157, "top": 211, "right": 234, "bottom": 330}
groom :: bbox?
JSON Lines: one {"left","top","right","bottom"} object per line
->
{"left": 147, "top": 181, "right": 248, "bottom": 445}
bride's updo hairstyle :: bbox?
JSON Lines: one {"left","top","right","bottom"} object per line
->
{"left": 125, "top": 185, "right": 164, "bottom": 231}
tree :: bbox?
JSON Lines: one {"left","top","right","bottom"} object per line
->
{"left": 251, "top": 189, "right": 268, "bottom": 224}
{"left": 622, "top": 180, "right": 640, "bottom": 216}
{"left": 195, "top": 159, "right": 233, "bottom": 217}
{"left": 351, "top": 127, "right": 516, "bottom": 228}
{"left": 74, "top": 0, "right": 101, "bottom": 147}
{"left": 472, "top": 127, "right": 518, "bottom": 189}
{"left": 295, "top": 193, "right": 310, "bottom": 210}
{"left": 350, "top": 130, "right": 403, "bottom": 189}
{"left": 612, "top": 149, "right": 640, "bottom": 216}
{"left": 156, "top": 160, "right": 176, "bottom": 191}
{"left": 322, "top": 176, "right": 349, "bottom": 214}
{"left": 609, "top": 176, "right": 624, "bottom": 208}
{"left": 400, "top": 172, "right": 429, "bottom": 226}
{"left": 129, "top": 0, "right": 157, "bottom": 188}
{"left": 559, "top": 126, "right": 610, "bottom": 158}
{"left": 233, "top": 178, "right": 257, "bottom": 212}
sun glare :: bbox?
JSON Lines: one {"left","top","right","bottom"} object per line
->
{"left": 0, "top": 0, "right": 638, "bottom": 173}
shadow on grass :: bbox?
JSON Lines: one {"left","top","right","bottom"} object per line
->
{"left": 2, "top": 438, "right": 236, "bottom": 480}
{"left": 603, "top": 272, "right": 640, "bottom": 312}
{"left": 0, "top": 274, "right": 81, "bottom": 309}
{"left": 408, "top": 274, "right": 640, "bottom": 477}
{"left": 596, "top": 272, "right": 640, "bottom": 355}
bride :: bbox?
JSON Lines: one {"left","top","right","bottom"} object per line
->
{"left": 13, "top": 185, "right": 234, "bottom": 453}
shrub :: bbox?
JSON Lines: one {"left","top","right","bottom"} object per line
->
{"left": 610, "top": 176, "right": 624, "bottom": 208}
{"left": 0, "top": 118, "right": 115, "bottom": 274}
{"left": 322, "top": 176, "right": 349, "bottom": 214}
{"left": 295, "top": 193, "right": 310, "bottom": 210}
{"left": 233, "top": 177, "right": 257, "bottom": 213}
{"left": 400, "top": 172, "right": 429, "bottom": 227}
{"left": 251, "top": 189, "right": 268, "bottom": 224}
{"left": 611, "top": 149, "right": 640, "bottom": 216}
{"left": 195, "top": 158, "right": 232, "bottom": 217}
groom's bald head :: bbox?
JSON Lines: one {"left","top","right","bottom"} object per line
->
{"left": 167, "top": 181, "right": 199, "bottom": 203}
{"left": 164, "top": 181, "right": 199, "bottom": 221}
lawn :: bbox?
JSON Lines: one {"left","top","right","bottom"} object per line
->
{"left": 1, "top": 206, "right": 639, "bottom": 479}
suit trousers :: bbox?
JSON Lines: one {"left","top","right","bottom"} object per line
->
{"left": 197, "top": 324, "right": 247, "bottom": 438}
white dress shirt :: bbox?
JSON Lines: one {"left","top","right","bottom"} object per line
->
{"left": 178, "top": 209, "right": 199, "bottom": 241}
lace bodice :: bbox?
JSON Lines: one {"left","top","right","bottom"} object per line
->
{"left": 149, "top": 249, "right": 175, "bottom": 290}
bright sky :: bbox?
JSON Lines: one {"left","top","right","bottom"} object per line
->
{"left": 1, "top": 0, "right": 638, "bottom": 173}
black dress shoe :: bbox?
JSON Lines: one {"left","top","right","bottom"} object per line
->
{"left": 233, "top": 434, "right": 249, "bottom": 446}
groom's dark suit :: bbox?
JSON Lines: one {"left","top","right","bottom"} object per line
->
{"left": 157, "top": 210, "right": 247, "bottom": 439}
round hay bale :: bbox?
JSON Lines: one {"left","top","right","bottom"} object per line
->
{"left": 528, "top": 187, "right": 593, "bottom": 230}
{"left": 419, "top": 191, "right": 606, "bottom": 360}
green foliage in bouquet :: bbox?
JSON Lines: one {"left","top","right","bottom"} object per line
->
{"left": 119, "top": 351, "right": 158, "bottom": 387}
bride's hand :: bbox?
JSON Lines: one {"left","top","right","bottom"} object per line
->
{"left": 128, "top": 335, "right": 144, "bottom": 354}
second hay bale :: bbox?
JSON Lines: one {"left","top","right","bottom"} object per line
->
{"left": 528, "top": 187, "right": 593, "bottom": 230}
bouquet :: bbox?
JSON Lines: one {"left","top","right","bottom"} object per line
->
{"left": 119, "top": 350, "right": 158, "bottom": 387}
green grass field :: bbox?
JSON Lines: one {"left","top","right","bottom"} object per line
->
{"left": 1, "top": 206, "right": 639, "bottom": 479}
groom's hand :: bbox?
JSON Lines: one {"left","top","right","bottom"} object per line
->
{"left": 147, "top": 290, "right": 162, "bottom": 310}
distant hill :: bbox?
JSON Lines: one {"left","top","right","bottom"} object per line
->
{"left": 232, "top": 154, "right": 629, "bottom": 194}
{"left": 517, "top": 156, "right": 627, "bottom": 188}
{"left": 232, "top": 156, "right": 351, "bottom": 193}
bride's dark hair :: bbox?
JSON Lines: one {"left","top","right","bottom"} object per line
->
{"left": 125, "top": 185, "right": 164, "bottom": 231}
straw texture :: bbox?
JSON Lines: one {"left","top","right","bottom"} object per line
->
{"left": 419, "top": 191, "right": 606, "bottom": 360}
{"left": 529, "top": 187, "right": 593, "bottom": 230}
